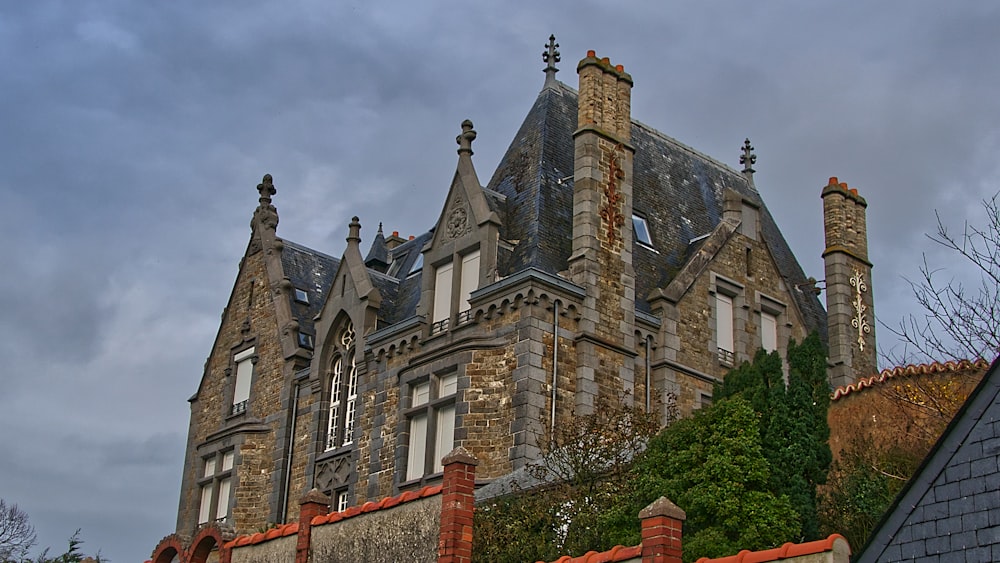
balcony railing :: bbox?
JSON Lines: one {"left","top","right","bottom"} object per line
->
{"left": 231, "top": 400, "right": 248, "bottom": 415}
{"left": 430, "top": 318, "right": 450, "bottom": 336}
{"left": 456, "top": 309, "right": 472, "bottom": 326}
{"left": 716, "top": 347, "right": 735, "bottom": 367}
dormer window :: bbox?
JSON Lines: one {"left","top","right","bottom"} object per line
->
{"left": 632, "top": 214, "right": 653, "bottom": 247}
{"left": 294, "top": 288, "right": 309, "bottom": 304}
{"left": 408, "top": 253, "right": 424, "bottom": 277}
{"left": 430, "top": 249, "right": 480, "bottom": 334}
{"left": 326, "top": 322, "right": 358, "bottom": 451}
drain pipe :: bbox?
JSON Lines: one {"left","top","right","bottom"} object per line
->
{"left": 550, "top": 300, "right": 559, "bottom": 436}
{"left": 645, "top": 336, "right": 652, "bottom": 412}
{"left": 281, "top": 381, "right": 299, "bottom": 521}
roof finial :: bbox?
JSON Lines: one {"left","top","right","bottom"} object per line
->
{"left": 347, "top": 216, "right": 361, "bottom": 245}
{"left": 542, "top": 34, "right": 560, "bottom": 88}
{"left": 740, "top": 138, "right": 756, "bottom": 175}
{"left": 456, "top": 119, "right": 476, "bottom": 156}
{"left": 257, "top": 174, "right": 276, "bottom": 205}
{"left": 377, "top": 222, "right": 384, "bottom": 235}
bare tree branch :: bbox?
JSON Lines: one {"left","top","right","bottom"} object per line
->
{"left": 0, "top": 499, "right": 37, "bottom": 562}
{"left": 884, "top": 193, "right": 1000, "bottom": 364}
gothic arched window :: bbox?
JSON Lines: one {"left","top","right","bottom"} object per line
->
{"left": 325, "top": 321, "right": 358, "bottom": 451}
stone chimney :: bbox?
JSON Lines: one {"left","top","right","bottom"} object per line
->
{"left": 568, "top": 51, "right": 637, "bottom": 413}
{"left": 822, "top": 177, "right": 876, "bottom": 387}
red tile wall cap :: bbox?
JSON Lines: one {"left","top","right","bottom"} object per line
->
{"left": 308, "top": 484, "right": 444, "bottom": 527}
{"left": 538, "top": 544, "right": 642, "bottom": 563}
{"left": 831, "top": 358, "right": 988, "bottom": 400}
{"left": 694, "top": 534, "right": 850, "bottom": 563}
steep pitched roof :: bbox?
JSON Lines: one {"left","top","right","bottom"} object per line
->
{"left": 484, "top": 81, "right": 826, "bottom": 334}
{"left": 280, "top": 239, "right": 339, "bottom": 338}
{"left": 855, "top": 356, "right": 1000, "bottom": 562}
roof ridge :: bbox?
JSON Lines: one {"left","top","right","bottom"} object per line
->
{"left": 280, "top": 237, "right": 340, "bottom": 262}
{"left": 553, "top": 79, "right": 749, "bottom": 189}
{"left": 694, "top": 534, "right": 850, "bottom": 563}
{"left": 830, "top": 358, "right": 990, "bottom": 400}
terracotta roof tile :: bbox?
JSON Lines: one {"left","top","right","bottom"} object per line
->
{"left": 830, "top": 359, "right": 988, "bottom": 400}
{"left": 228, "top": 485, "right": 444, "bottom": 547}
{"left": 539, "top": 544, "right": 643, "bottom": 563}
{"left": 695, "top": 534, "right": 850, "bottom": 563}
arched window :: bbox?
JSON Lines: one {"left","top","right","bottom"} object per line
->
{"left": 326, "top": 321, "right": 358, "bottom": 451}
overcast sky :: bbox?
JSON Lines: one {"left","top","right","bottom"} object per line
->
{"left": 1, "top": 2, "right": 998, "bottom": 561}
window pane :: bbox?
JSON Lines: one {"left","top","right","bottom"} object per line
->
{"left": 233, "top": 355, "right": 253, "bottom": 406}
{"left": 407, "top": 414, "right": 428, "bottom": 481}
{"left": 439, "top": 373, "right": 458, "bottom": 397}
{"left": 222, "top": 451, "right": 234, "bottom": 471}
{"left": 434, "top": 405, "right": 456, "bottom": 473}
{"left": 198, "top": 484, "right": 213, "bottom": 524}
{"left": 412, "top": 382, "right": 430, "bottom": 407}
{"left": 632, "top": 215, "right": 652, "bottom": 246}
{"left": 433, "top": 262, "right": 454, "bottom": 324}
{"left": 761, "top": 312, "right": 777, "bottom": 352}
{"left": 204, "top": 458, "right": 216, "bottom": 478}
{"left": 337, "top": 491, "right": 349, "bottom": 512}
{"left": 216, "top": 477, "right": 231, "bottom": 520}
{"left": 459, "top": 251, "right": 480, "bottom": 312}
{"left": 716, "top": 293, "right": 734, "bottom": 352}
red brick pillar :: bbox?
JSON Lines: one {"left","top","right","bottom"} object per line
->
{"left": 639, "top": 496, "right": 686, "bottom": 563}
{"left": 296, "top": 489, "right": 331, "bottom": 563}
{"left": 438, "top": 447, "right": 479, "bottom": 563}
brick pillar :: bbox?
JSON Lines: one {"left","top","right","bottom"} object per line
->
{"left": 438, "top": 447, "right": 479, "bottom": 563}
{"left": 639, "top": 496, "right": 686, "bottom": 563}
{"left": 296, "top": 489, "right": 330, "bottom": 563}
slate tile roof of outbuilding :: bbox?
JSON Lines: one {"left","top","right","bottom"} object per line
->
{"left": 854, "top": 356, "right": 1000, "bottom": 562}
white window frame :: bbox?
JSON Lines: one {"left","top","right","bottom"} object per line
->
{"left": 761, "top": 310, "right": 778, "bottom": 353}
{"left": 632, "top": 214, "right": 653, "bottom": 247}
{"left": 326, "top": 322, "right": 357, "bottom": 451}
{"left": 197, "top": 450, "right": 235, "bottom": 524}
{"left": 711, "top": 275, "right": 743, "bottom": 367}
{"left": 405, "top": 372, "right": 458, "bottom": 481}
{"left": 458, "top": 250, "right": 481, "bottom": 319}
{"left": 231, "top": 347, "right": 255, "bottom": 416}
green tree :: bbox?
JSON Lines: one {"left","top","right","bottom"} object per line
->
{"left": 625, "top": 396, "right": 799, "bottom": 562}
{"left": 715, "top": 334, "right": 831, "bottom": 541}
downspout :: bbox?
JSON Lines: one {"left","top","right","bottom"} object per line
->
{"left": 645, "top": 336, "right": 652, "bottom": 412}
{"left": 281, "top": 381, "right": 299, "bottom": 521}
{"left": 550, "top": 300, "right": 559, "bottom": 436}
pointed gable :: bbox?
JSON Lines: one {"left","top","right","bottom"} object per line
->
{"left": 856, "top": 357, "right": 1000, "bottom": 562}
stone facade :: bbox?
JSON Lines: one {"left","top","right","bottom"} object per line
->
{"left": 172, "top": 43, "right": 855, "bottom": 545}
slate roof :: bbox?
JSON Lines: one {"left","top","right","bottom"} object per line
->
{"left": 277, "top": 79, "right": 826, "bottom": 340}
{"left": 280, "top": 239, "right": 339, "bottom": 338}
{"left": 854, "top": 356, "right": 1000, "bottom": 562}
{"left": 484, "top": 81, "right": 827, "bottom": 336}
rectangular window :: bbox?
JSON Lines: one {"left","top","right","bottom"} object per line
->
{"left": 761, "top": 311, "right": 778, "bottom": 352}
{"left": 632, "top": 214, "right": 653, "bottom": 247}
{"left": 232, "top": 348, "right": 255, "bottom": 415}
{"left": 458, "top": 250, "right": 480, "bottom": 316}
{"left": 198, "top": 451, "right": 234, "bottom": 524}
{"left": 336, "top": 490, "right": 349, "bottom": 513}
{"left": 433, "top": 262, "right": 454, "bottom": 327}
{"left": 405, "top": 374, "right": 457, "bottom": 481}
{"left": 406, "top": 413, "right": 428, "bottom": 481}
{"left": 716, "top": 293, "right": 734, "bottom": 365}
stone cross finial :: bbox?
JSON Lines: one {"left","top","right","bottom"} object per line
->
{"left": 258, "top": 174, "right": 276, "bottom": 204}
{"left": 543, "top": 34, "right": 560, "bottom": 86}
{"left": 740, "top": 138, "right": 756, "bottom": 175}
{"left": 456, "top": 119, "right": 476, "bottom": 156}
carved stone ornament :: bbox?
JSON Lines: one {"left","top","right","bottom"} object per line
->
{"left": 849, "top": 268, "right": 871, "bottom": 351}
{"left": 446, "top": 196, "right": 471, "bottom": 239}
{"left": 600, "top": 145, "right": 626, "bottom": 247}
